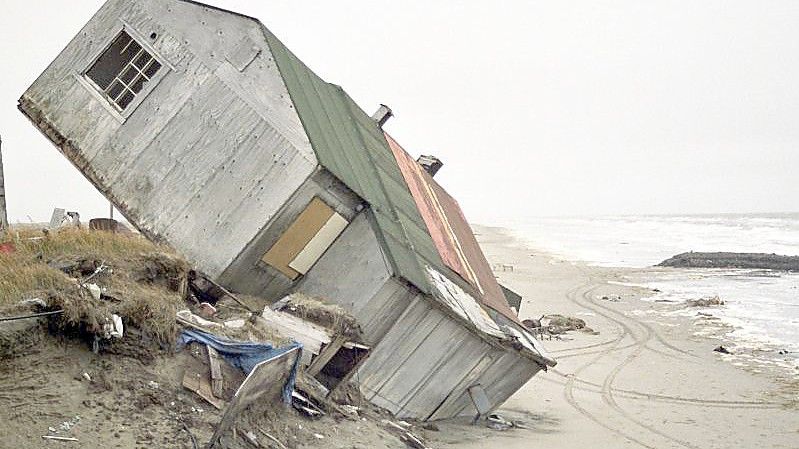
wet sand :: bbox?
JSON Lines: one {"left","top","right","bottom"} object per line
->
{"left": 430, "top": 225, "right": 798, "bottom": 449}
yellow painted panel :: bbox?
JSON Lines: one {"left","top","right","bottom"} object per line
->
{"left": 289, "top": 212, "right": 349, "bottom": 274}
{"left": 262, "top": 197, "right": 335, "bottom": 279}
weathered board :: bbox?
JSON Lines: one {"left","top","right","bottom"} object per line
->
{"left": 297, "top": 211, "right": 419, "bottom": 344}
{"left": 208, "top": 346, "right": 300, "bottom": 448}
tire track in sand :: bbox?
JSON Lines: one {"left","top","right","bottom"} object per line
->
{"left": 562, "top": 279, "right": 667, "bottom": 448}
{"left": 542, "top": 371, "right": 783, "bottom": 409}
{"left": 560, "top": 276, "right": 726, "bottom": 448}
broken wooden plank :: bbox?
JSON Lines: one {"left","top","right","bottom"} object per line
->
{"left": 295, "top": 372, "right": 330, "bottom": 404}
{"left": 306, "top": 335, "right": 346, "bottom": 377}
{"left": 207, "top": 345, "right": 224, "bottom": 398}
{"left": 242, "top": 430, "right": 260, "bottom": 448}
{"left": 381, "top": 420, "right": 430, "bottom": 449}
{"left": 208, "top": 346, "right": 301, "bottom": 448}
{"left": 182, "top": 368, "right": 225, "bottom": 410}
{"left": 468, "top": 384, "right": 492, "bottom": 422}
{"left": 196, "top": 272, "right": 258, "bottom": 314}
{"left": 291, "top": 390, "right": 324, "bottom": 418}
{"left": 255, "top": 307, "right": 330, "bottom": 365}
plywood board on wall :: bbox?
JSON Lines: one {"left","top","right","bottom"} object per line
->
{"left": 289, "top": 212, "right": 348, "bottom": 274}
{"left": 262, "top": 197, "right": 334, "bottom": 279}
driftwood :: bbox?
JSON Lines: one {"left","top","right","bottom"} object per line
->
{"left": 207, "top": 345, "right": 224, "bottom": 398}
{"left": 182, "top": 369, "right": 225, "bottom": 410}
{"left": 41, "top": 436, "right": 79, "bottom": 442}
{"left": 258, "top": 429, "right": 288, "bottom": 449}
{"left": 0, "top": 309, "right": 64, "bottom": 322}
{"left": 382, "top": 420, "right": 430, "bottom": 449}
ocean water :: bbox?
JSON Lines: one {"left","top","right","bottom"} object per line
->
{"left": 504, "top": 213, "right": 799, "bottom": 361}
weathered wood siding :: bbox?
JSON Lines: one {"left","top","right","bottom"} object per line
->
{"left": 356, "top": 296, "right": 541, "bottom": 420}
{"left": 428, "top": 349, "right": 539, "bottom": 420}
{"left": 219, "top": 169, "right": 361, "bottom": 300}
{"left": 19, "top": 0, "right": 316, "bottom": 277}
{"left": 295, "top": 210, "right": 419, "bottom": 345}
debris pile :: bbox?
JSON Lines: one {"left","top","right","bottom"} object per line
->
{"left": 686, "top": 295, "right": 725, "bottom": 307}
{"left": 714, "top": 345, "right": 732, "bottom": 354}
{"left": 0, "top": 226, "right": 427, "bottom": 448}
{"left": 521, "top": 313, "right": 597, "bottom": 339}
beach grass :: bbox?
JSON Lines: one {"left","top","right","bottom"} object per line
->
{"left": 0, "top": 227, "right": 189, "bottom": 346}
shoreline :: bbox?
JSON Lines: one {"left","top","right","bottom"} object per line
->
{"left": 496, "top": 224, "right": 799, "bottom": 382}
{"left": 428, "top": 224, "right": 798, "bottom": 449}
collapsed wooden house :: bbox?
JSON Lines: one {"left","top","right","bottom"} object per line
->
{"left": 19, "top": 0, "right": 555, "bottom": 420}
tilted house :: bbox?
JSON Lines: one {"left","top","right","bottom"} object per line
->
{"left": 19, "top": 0, "right": 554, "bottom": 420}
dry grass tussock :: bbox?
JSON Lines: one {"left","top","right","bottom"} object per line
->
{"left": 0, "top": 227, "right": 189, "bottom": 346}
{"left": 283, "top": 293, "right": 361, "bottom": 339}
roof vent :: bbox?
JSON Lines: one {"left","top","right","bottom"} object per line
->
{"left": 417, "top": 155, "right": 443, "bottom": 177}
{"left": 371, "top": 104, "right": 393, "bottom": 128}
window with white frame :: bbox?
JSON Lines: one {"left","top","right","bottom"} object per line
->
{"left": 85, "top": 30, "right": 162, "bottom": 112}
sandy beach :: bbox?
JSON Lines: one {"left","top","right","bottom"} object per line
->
{"left": 429, "top": 225, "right": 798, "bottom": 449}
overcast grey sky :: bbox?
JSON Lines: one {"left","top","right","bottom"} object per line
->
{"left": 1, "top": 1, "right": 797, "bottom": 225}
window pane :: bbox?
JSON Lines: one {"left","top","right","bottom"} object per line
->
{"left": 86, "top": 32, "right": 134, "bottom": 89}
{"left": 116, "top": 90, "right": 136, "bottom": 110}
{"left": 106, "top": 81, "right": 124, "bottom": 100}
{"left": 130, "top": 74, "right": 147, "bottom": 94}
{"left": 115, "top": 32, "right": 132, "bottom": 51}
{"left": 144, "top": 60, "right": 162, "bottom": 79}
{"left": 119, "top": 66, "right": 137, "bottom": 84}
{"left": 121, "top": 40, "right": 142, "bottom": 63}
{"left": 133, "top": 52, "right": 152, "bottom": 70}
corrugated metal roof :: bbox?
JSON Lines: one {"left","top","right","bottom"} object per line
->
{"left": 388, "top": 134, "right": 475, "bottom": 286}
{"left": 386, "top": 134, "right": 523, "bottom": 325}
{"left": 261, "top": 29, "right": 444, "bottom": 296}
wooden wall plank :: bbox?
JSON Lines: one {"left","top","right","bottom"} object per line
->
{"left": 397, "top": 334, "right": 490, "bottom": 419}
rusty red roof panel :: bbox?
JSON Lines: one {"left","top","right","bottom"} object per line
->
{"left": 385, "top": 133, "right": 522, "bottom": 325}
{"left": 387, "top": 135, "right": 471, "bottom": 283}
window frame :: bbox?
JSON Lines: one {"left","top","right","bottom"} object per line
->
{"left": 80, "top": 23, "right": 169, "bottom": 120}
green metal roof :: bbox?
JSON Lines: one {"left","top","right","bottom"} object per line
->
{"left": 262, "top": 29, "right": 443, "bottom": 295}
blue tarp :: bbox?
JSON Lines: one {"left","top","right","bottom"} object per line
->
{"left": 177, "top": 329, "right": 302, "bottom": 403}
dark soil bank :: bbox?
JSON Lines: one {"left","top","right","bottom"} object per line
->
{"left": 658, "top": 252, "right": 799, "bottom": 271}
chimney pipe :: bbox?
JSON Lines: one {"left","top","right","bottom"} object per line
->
{"left": 417, "top": 155, "right": 443, "bottom": 177}
{"left": 371, "top": 104, "right": 393, "bottom": 128}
